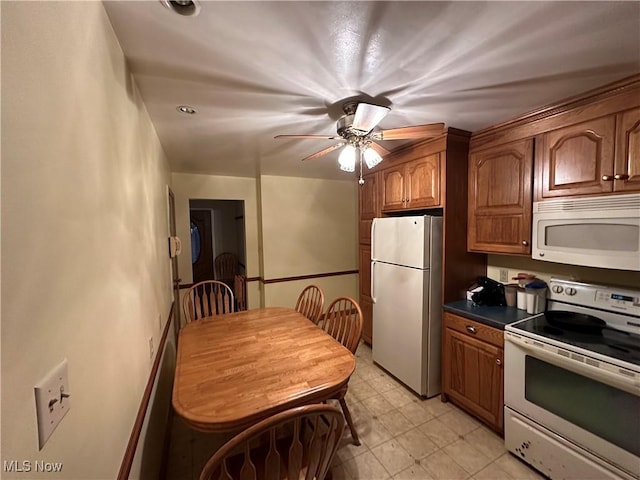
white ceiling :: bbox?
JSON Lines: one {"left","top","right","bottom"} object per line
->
{"left": 103, "top": 1, "right": 640, "bottom": 181}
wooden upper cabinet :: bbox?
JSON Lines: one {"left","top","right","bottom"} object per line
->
{"left": 358, "top": 172, "right": 378, "bottom": 244}
{"left": 615, "top": 107, "right": 640, "bottom": 192}
{"left": 406, "top": 154, "right": 441, "bottom": 209}
{"left": 381, "top": 167, "right": 406, "bottom": 211}
{"left": 468, "top": 139, "right": 533, "bottom": 254}
{"left": 381, "top": 153, "right": 441, "bottom": 211}
{"left": 536, "top": 116, "right": 616, "bottom": 199}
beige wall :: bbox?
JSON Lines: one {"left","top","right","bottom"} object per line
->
{"left": 1, "top": 2, "right": 172, "bottom": 478}
{"left": 172, "top": 174, "right": 359, "bottom": 312}
{"left": 259, "top": 176, "right": 358, "bottom": 309}
{"left": 487, "top": 255, "right": 640, "bottom": 291}
{"left": 171, "top": 173, "right": 262, "bottom": 308}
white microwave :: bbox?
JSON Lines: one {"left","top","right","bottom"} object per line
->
{"left": 532, "top": 193, "right": 640, "bottom": 271}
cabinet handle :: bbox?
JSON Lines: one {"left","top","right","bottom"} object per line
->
{"left": 602, "top": 175, "right": 614, "bottom": 181}
{"left": 522, "top": 240, "right": 529, "bottom": 246}
{"left": 466, "top": 325, "right": 477, "bottom": 334}
{"left": 614, "top": 174, "right": 630, "bottom": 181}
{"left": 496, "top": 358, "right": 502, "bottom": 366}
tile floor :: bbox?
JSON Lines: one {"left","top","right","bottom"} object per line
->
{"left": 165, "top": 342, "right": 546, "bottom": 480}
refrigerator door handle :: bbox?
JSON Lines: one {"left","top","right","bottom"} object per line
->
{"left": 371, "top": 219, "right": 376, "bottom": 260}
{"left": 371, "top": 260, "right": 377, "bottom": 303}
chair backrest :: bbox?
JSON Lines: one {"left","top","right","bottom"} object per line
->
{"left": 319, "top": 296, "right": 363, "bottom": 354}
{"left": 214, "top": 252, "right": 239, "bottom": 281}
{"left": 183, "top": 280, "right": 235, "bottom": 323}
{"left": 199, "top": 404, "right": 345, "bottom": 480}
{"left": 294, "top": 285, "right": 325, "bottom": 324}
{"left": 234, "top": 274, "right": 247, "bottom": 311}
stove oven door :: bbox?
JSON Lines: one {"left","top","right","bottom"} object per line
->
{"left": 504, "top": 332, "right": 640, "bottom": 479}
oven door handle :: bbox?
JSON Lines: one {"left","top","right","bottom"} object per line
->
{"left": 506, "top": 334, "right": 640, "bottom": 396}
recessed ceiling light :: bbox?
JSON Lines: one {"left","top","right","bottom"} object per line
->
{"left": 176, "top": 105, "right": 197, "bottom": 115}
{"left": 160, "top": 0, "right": 201, "bottom": 17}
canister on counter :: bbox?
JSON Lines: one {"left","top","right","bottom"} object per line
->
{"left": 517, "top": 287, "right": 527, "bottom": 310}
{"left": 505, "top": 284, "right": 518, "bottom": 307}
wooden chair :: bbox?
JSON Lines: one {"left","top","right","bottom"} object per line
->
{"left": 318, "top": 296, "right": 363, "bottom": 446}
{"left": 234, "top": 274, "right": 247, "bottom": 311}
{"left": 199, "top": 404, "right": 345, "bottom": 480}
{"left": 214, "top": 252, "right": 240, "bottom": 287}
{"left": 294, "top": 285, "right": 325, "bottom": 324}
{"left": 183, "top": 280, "right": 235, "bottom": 323}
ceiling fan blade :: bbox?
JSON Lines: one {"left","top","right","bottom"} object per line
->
{"left": 374, "top": 123, "right": 445, "bottom": 140}
{"left": 368, "top": 141, "right": 390, "bottom": 157}
{"left": 302, "top": 142, "right": 345, "bottom": 161}
{"left": 274, "top": 134, "right": 339, "bottom": 140}
{"left": 352, "top": 103, "right": 390, "bottom": 133}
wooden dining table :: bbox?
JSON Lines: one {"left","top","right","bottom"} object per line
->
{"left": 172, "top": 306, "right": 356, "bottom": 433}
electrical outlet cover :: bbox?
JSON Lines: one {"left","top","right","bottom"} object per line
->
{"left": 34, "top": 359, "right": 70, "bottom": 449}
{"left": 500, "top": 269, "right": 509, "bottom": 283}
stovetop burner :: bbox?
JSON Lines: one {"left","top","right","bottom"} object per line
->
{"left": 511, "top": 313, "right": 640, "bottom": 366}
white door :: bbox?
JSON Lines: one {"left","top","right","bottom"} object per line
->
{"left": 372, "top": 261, "right": 429, "bottom": 395}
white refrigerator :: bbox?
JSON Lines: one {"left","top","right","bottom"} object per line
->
{"left": 371, "top": 215, "right": 443, "bottom": 397}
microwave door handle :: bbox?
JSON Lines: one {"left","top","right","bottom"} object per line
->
{"left": 506, "top": 334, "right": 640, "bottom": 396}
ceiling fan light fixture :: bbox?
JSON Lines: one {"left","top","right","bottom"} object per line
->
{"left": 160, "top": 0, "right": 201, "bottom": 16}
{"left": 363, "top": 147, "right": 383, "bottom": 169}
{"left": 352, "top": 103, "right": 390, "bottom": 133}
{"left": 338, "top": 145, "right": 356, "bottom": 172}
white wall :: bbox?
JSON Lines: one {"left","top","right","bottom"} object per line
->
{"left": 487, "top": 255, "right": 640, "bottom": 291}
{"left": 1, "top": 2, "right": 172, "bottom": 478}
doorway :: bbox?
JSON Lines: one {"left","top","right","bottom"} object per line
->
{"left": 189, "top": 199, "right": 246, "bottom": 284}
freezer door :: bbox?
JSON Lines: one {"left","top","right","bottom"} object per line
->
{"left": 372, "top": 261, "right": 437, "bottom": 396}
{"left": 371, "top": 216, "right": 427, "bottom": 268}
{"left": 371, "top": 216, "right": 440, "bottom": 269}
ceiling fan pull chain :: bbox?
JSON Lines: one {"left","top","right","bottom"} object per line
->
{"left": 358, "top": 149, "right": 365, "bottom": 185}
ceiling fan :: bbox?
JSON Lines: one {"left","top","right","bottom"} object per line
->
{"left": 275, "top": 101, "right": 445, "bottom": 181}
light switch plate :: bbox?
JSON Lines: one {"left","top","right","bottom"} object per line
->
{"left": 34, "top": 359, "right": 70, "bottom": 449}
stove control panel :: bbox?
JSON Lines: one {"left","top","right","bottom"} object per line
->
{"left": 548, "top": 279, "right": 640, "bottom": 316}
{"left": 596, "top": 290, "right": 640, "bottom": 308}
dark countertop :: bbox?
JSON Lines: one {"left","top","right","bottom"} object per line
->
{"left": 443, "top": 300, "right": 539, "bottom": 330}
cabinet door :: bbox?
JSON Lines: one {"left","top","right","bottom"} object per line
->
{"left": 358, "top": 172, "right": 378, "bottom": 244}
{"left": 538, "top": 116, "right": 615, "bottom": 198}
{"left": 468, "top": 139, "right": 533, "bottom": 254}
{"left": 443, "top": 327, "right": 504, "bottom": 431}
{"left": 381, "top": 166, "right": 406, "bottom": 211}
{"left": 359, "top": 244, "right": 372, "bottom": 298}
{"left": 406, "top": 153, "right": 441, "bottom": 209}
{"left": 614, "top": 107, "right": 640, "bottom": 193}
{"left": 360, "top": 296, "right": 373, "bottom": 345}
{"left": 358, "top": 245, "right": 373, "bottom": 345}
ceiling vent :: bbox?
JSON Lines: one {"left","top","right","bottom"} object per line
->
{"left": 161, "top": 0, "right": 201, "bottom": 17}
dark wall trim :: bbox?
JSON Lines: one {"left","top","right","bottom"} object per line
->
{"left": 117, "top": 302, "right": 175, "bottom": 480}
{"left": 263, "top": 270, "right": 358, "bottom": 284}
{"left": 178, "top": 270, "right": 357, "bottom": 289}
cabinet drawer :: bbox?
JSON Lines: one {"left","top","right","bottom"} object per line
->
{"left": 443, "top": 312, "right": 503, "bottom": 348}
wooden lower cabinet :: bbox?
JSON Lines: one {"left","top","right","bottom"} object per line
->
{"left": 360, "top": 296, "right": 373, "bottom": 345}
{"left": 442, "top": 312, "right": 504, "bottom": 433}
{"left": 358, "top": 244, "right": 373, "bottom": 345}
